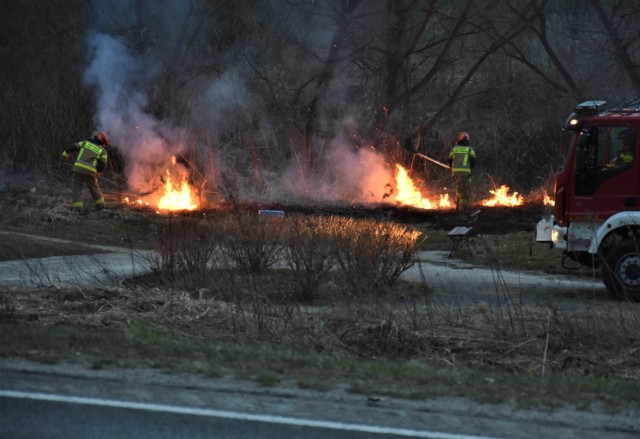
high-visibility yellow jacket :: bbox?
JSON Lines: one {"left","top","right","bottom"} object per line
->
{"left": 618, "top": 151, "right": 634, "bottom": 165}
{"left": 448, "top": 144, "right": 476, "bottom": 175}
{"left": 62, "top": 140, "right": 108, "bottom": 176}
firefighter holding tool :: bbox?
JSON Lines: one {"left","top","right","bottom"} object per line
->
{"left": 62, "top": 131, "right": 110, "bottom": 214}
{"left": 448, "top": 132, "right": 476, "bottom": 212}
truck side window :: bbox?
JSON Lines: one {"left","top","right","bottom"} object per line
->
{"left": 610, "top": 126, "right": 635, "bottom": 166}
{"left": 581, "top": 127, "right": 636, "bottom": 169}
{"left": 575, "top": 126, "right": 636, "bottom": 196}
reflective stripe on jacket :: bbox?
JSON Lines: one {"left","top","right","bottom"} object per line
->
{"left": 449, "top": 145, "right": 476, "bottom": 175}
{"left": 65, "top": 141, "right": 108, "bottom": 176}
{"left": 618, "top": 151, "right": 634, "bottom": 164}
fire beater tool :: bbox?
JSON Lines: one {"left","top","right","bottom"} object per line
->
{"left": 399, "top": 137, "right": 451, "bottom": 170}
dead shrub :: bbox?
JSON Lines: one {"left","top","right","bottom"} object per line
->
{"left": 146, "top": 212, "right": 423, "bottom": 302}
{"left": 217, "top": 211, "right": 285, "bottom": 273}
{"left": 330, "top": 217, "right": 423, "bottom": 297}
{"left": 282, "top": 215, "right": 336, "bottom": 300}
{"left": 155, "top": 216, "right": 219, "bottom": 275}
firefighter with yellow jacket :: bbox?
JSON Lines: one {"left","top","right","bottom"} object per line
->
{"left": 448, "top": 132, "right": 476, "bottom": 212}
{"left": 62, "top": 132, "right": 109, "bottom": 214}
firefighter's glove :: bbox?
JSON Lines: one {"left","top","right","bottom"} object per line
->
{"left": 62, "top": 151, "right": 70, "bottom": 160}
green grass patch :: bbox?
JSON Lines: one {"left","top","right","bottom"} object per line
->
{"left": 38, "top": 215, "right": 158, "bottom": 250}
{"left": 421, "top": 229, "right": 595, "bottom": 276}
{"left": 0, "top": 234, "right": 104, "bottom": 261}
{"left": 1, "top": 321, "right": 638, "bottom": 411}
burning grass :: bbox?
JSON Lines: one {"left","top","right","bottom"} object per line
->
{"left": 391, "top": 165, "right": 551, "bottom": 210}
{"left": 117, "top": 158, "right": 548, "bottom": 213}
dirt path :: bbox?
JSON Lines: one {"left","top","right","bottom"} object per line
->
{"left": 0, "top": 230, "right": 616, "bottom": 311}
{"left": 411, "top": 250, "right": 614, "bottom": 310}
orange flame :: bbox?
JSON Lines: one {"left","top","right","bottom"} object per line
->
{"left": 394, "top": 164, "right": 452, "bottom": 209}
{"left": 123, "top": 196, "right": 151, "bottom": 208}
{"left": 543, "top": 191, "right": 555, "bottom": 206}
{"left": 481, "top": 185, "right": 523, "bottom": 207}
{"left": 157, "top": 171, "right": 198, "bottom": 211}
{"left": 122, "top": 156, "right": 199, "bottom": 211}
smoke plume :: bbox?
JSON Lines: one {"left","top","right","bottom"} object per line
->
{"left": 82, "top": 11, "right": 399, "bottom": 207}
{"left": 83, "top": 33, "right": 188, "bottom": 195}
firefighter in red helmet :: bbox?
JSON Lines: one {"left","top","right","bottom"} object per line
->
{"left": 448, "top": 132, "right": 476, "bottom": 212}
{"left": 62, "top": 131, "right": 110, "bottom": 214}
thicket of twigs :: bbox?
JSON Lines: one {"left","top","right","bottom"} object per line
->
{"left": 145, "top": 212, "right": 424, "bottom": 301}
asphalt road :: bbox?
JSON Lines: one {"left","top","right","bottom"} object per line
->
{"left": 1, "top": 361, "right": 638, "bottom": 439}
{"left": 1, "top": 392, "right": 436, "bottom": 439}
{"left": 408, "top": 251, "right": 613, "bottom": 310}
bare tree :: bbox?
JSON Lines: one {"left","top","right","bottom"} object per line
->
{"left": 302, "top": 0, "right": 362, "bottom": 171}
{"left": 366, "top": 0, "right": 440, "bottom": 144}
{"left": 337, "top": 0, "right": 547, "bottom": 150}
{"left": 0, "top": 0, "right": 91, "bottom": 175}
{"left": 590, "top": 0, "right": 640, "bottom": 99}
{"left": 500, "top": 0, "right": 583, "bottom": 100}
{"left": 4, "top": 0, "right": 640, "bottom": 193}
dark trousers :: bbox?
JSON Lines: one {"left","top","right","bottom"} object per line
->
{"left": 71, "top": 172, "right": 105, "bottom": 212}
{"left": 453, "top": 174, "right": 472, "bottom": 212}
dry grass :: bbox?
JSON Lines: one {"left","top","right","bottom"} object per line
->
{"left": 330, "top": 216, "right": 424, "bottom": 296}
{"left": 283, "top": 215, "right": 337, "bottom": 300}
{"left": 1, "top": 186, "right": 640, "bottom": 407}
{"left": 2, "top": 286, "right": 640, "bottom": 383}
{"left": 148, "top": 212, "right": 424, "bottom": 302}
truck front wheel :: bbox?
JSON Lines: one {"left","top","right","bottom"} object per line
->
{"left": 603, "top": 242, "right": 640, "bottom": 301}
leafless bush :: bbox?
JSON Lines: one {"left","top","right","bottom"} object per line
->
{"left": 330, "top": 217, "right": 424, "bottom": 297}
{"left": 282, "top": 215, "right": 336, "bottom": 300}
{"left": 156, "top": 216, "right": 219, "bottom": 275}
{"left": 217, "top": 211, "right": 285, "bottom": 273}
{"left": 146, "top": 212, "right": 423, "bottom": 303}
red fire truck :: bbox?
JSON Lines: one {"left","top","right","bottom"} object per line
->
{"left": 537, "top": 100, "right": 640, "bottom": 301}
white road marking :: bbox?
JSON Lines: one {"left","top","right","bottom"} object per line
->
{"left": 0, "top": 389, "right": 509, "bottom": 439}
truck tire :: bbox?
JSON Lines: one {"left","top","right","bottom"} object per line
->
{"left": 602, "top": 242, "right": 640, "bottom": 301}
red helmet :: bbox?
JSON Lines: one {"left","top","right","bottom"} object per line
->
{"left": 94, "top": 131, "right": 110, "bottom": 146}
{"left": 455, "top": 132, "right": 469, "bottom": 144}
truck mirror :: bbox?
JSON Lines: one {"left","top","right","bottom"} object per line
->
{"left": 575, "top": 147, "right": 586, "bottom": 172}
{"left": 578, "top": 129, "right": 590, "bottom": 148}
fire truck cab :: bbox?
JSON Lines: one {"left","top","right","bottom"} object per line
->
{"left": 537, "top": 100, "right": 640, "bottom": 301}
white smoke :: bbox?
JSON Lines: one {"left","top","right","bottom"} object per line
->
{"left": 81, "top": 23, "right": 399, "bottom": 207}
{"left": 271, "top": 117, "right": 394, "bottom": 205}
{"left": 203, "top": 71, "right": 248, "bottom": 128}
{"left": 83, "top": 33, "right": 185, "bottom": 194}
{"left": 324, "top": 143, "right": 394, "bottom": 204}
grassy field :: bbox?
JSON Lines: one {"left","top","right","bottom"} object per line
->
{"left": 420, "top": 228, "right": 596, "bottom": 277}
{"left": 1, "top": 317, "right": 638, "bottom": 411}
{"left": 0, "top": 186, "right": 638, "bottom": 413}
